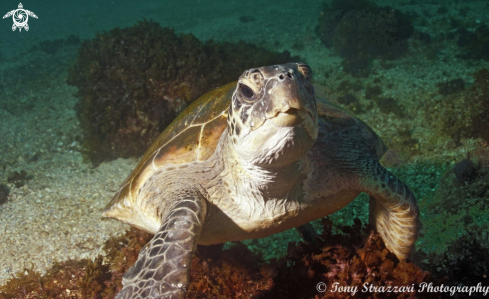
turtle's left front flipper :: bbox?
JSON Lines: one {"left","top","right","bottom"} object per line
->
{"left": 115, "top": 189, "right": 207, "bottom": 299}
{"left": 361, "top": 160, "right": 420, "bottom": 261}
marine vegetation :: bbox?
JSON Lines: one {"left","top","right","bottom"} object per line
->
{"left": 415, "top": 150, "right": 489, "bottom": 295}
{"left": 0, "top": 218, "right": 437, "bottom": 299}
{"left": 417, "top": 229, "right": 489, "bottom": 295}
{"left": 7, "top": 170, "right": 32, "bottom": 188}
{"left": 314, "top": 0, "right": 414, "bottom": 77}
{"left": 409, "top": 146, "right": 489, "bottom": 261}
{"left": 428, "top": 149, "right": 489, "bottom": 227}
{"left": 0, "top": 227, "right": 152, "bottom": 299}
{"left": 67, "top": 20, "right": 298, "bottom": 165}
{"left": 424, "top": 68, "right": 489, "bottom": 146}
{"left": 266, "top": 218, "right": 436, "bottom": 299}
{"left": 436, "top": 78, "right": 465, "bottom": 96}
{"left": 456, "top": 24, "right": 489, "bottom": 61}
{"left": 0, "top": 184, "right": 9, "bottom": 206}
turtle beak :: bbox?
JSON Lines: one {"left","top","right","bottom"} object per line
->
{"left": 259, "top": 64, "right": 317, "bottom": 127}
{"left": 267, "top": 76, "right": 316, "bottom": 127}
{"left": 270, "top": 108, "right": 312, "bottom": 127}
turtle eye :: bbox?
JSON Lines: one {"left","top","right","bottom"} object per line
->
{"left": 239, "top": 83, "right": 254, "bottom": 99}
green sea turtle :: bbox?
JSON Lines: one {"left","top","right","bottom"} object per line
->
{"left": 103, "top": 62, "right": 419, "bottom": 298}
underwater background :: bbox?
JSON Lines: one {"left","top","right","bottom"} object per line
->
{"left": 0, "top": 0, "right": 488, "bottom": 297}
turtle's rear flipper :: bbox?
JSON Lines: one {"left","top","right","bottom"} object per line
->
{"left": 115, "top": 191, "right": 207, "bottom": 299}
{"left": 12, "top": 24, "right": 16, "bottom": 31}
{"left": 364, "top": 161, "right": 419, "bottom": 261}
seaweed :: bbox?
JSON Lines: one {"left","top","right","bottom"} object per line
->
{"left": 424, "top": 68, "right": 489, "bottom": 145}
{"left": 437, "top": 78, "right": 465, "bottom": 96}
{"left": 7, "top": 170, "right": 32, "bottom": 188}
{"left": 0, "top": 184, "right": 9, "bottom": 206}
{"left": 436, "top": 6, "right": 448, "bottom": 15}
{"left": 429, "top": 150, "right": 489, "bottom": 215}
{"left": 266, "top": 218, "right": 436, "bottom": 298}
{"left": 337, "top": 93, "right": 358, "bottom": 106}
{"left": 416, "top": 228, "right": 489, "bottom": 298}
{"left": 68, "top": 20, "right": 298, "bottom": 165}
{"left": 0, "top": 219, "right": 439, "bottom": 298}
{"left": 337, "top": 80, "right": 363, "bottom": 93}
{"left": 375, "top": 97, "right": 405, "bottom": 118}
{"left": 453, "top": 156, "right": 480, "bottom": 185}
{"left": 456, "top": 25, "right": 489, "bottom": 61}
{"left": 365, "top": 85, "right": 382, "bottom": 99}
{"left": 0, "top": 228, "right": 153, "bottom": 299}
{"left": 188, "top": 242, "right": 272, "bottom": 298}
{"left": 315, "top": 0, "right": 414, "bottom": 77}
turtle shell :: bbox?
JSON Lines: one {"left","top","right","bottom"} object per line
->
{"left": 103, "top": 82, "right": 236, "bottom": 221}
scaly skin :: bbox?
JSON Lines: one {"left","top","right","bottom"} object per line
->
{"left": 115, "top": 186, "right": 207, "bottom": 299}
{"left": 311, "top": 124, "right": 419, "bottom": 260}
{"left": 365, "top": 165, "right": 419, "bottom": 261}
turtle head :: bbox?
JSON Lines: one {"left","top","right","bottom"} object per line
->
{"left": 227, "top": 62, "right": 318, "bottom": 167}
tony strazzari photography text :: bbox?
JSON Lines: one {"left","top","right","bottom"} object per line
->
{"left": 328, "top": 282, "right": 489, "bottom": 296}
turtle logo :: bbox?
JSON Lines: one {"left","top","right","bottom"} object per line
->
{"left": 3, "top": 3, "right": 38, "bottom": 32}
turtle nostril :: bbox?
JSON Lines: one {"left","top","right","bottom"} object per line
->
{"left": 278, "top": 72, "right": 293, "bottom": 81}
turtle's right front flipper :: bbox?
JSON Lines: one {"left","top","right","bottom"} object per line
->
{"left": 363, "top": 162, "right": 419, "bottom": 261}
{"left": 115, "top": 188, "right": 207, "bottom": 299}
